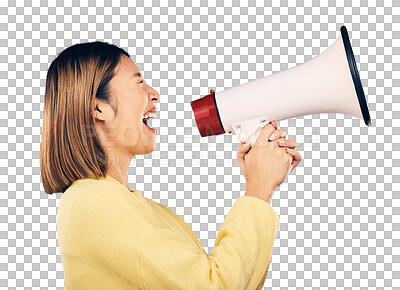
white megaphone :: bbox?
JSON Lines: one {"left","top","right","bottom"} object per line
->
{"left": 191, "top": 26, "right": 371, "bottom": 147}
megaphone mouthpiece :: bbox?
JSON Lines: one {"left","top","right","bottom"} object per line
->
{"left": 190, "top": 89, "right": 225, "bottom": 137}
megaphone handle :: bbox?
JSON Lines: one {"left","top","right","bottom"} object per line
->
{"left": 231, "top": 116, "right": 270, "bottom": 147}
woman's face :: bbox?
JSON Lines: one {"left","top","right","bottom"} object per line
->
{"left": 95, "top": 54, "right": 160, "bottom": 158}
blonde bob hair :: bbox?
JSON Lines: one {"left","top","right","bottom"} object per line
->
{"left": 40, "top": 41, "right": 130, "bottom": 194}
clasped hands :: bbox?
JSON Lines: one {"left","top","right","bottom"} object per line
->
{"left": 237, "top": 120, "right": 302, "bottom": 180}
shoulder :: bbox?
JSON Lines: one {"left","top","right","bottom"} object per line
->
{"left": 60, "top": 177, "right": 128, "bottom": 216}
{"left": 63, "top": 177, "right": 120, "bottom": 200}
{"left": 61, "top": 177, "right": 151, "bottom": 216}
{"left": 59, "top": 177, "right": 149, "bottom": 227}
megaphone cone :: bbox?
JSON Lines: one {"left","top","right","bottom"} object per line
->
{"left": 191, "top": 26, "right": 371, "bottom": 145}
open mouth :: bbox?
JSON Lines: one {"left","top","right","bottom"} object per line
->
{"left": 142, "top": 118, "right": 152, "bottom": 129}
{"left": 142, "top": 110, "right": 157, "bottom": 135}
{"left": 142, "top": 111, "right": 156, "bottom": 128}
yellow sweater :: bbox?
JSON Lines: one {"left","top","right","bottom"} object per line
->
{"left": 57, "top": 174, "right": 280, "bottom": 289}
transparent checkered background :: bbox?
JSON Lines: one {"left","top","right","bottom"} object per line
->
{"left": 1, "top": 0, "right": 399, "bottom": 289}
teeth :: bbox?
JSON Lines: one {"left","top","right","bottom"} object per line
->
{"left": 143, "top": 111, "right": 156, "bottom": 119}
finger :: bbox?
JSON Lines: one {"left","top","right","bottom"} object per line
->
{"left": 277, "top": 139, "right": 297, "bottom": 149}
{"left": 268, "top": 129, "right": 287, "bottom": 141}
{"left": 286, "top": 148, "right": 302, "bottom": 172}
{"left": 255, "top": 121, "right": 278, "bottom": 147}
{"left": 269, "top": 134, "right": 289, "bottom": 148}
{"left": 270, "top": 121, "right": 278, "bottom": 129}
{"left": 275, "top": 135, "right": 288, "bottom": 142}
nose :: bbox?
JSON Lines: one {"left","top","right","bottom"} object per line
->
{"left": 149, "top": 86, "right": 160, "bottom": 103}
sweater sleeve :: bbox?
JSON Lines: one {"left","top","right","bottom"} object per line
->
{"left": 139, "top": 195, "right": 280, "bottom": 290}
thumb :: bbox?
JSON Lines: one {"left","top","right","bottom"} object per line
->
{"left": 237, "top": 142, "right": 251, "bottom": 160}
{"left": 237, "top": 142, "right": 251, "bottom": 179}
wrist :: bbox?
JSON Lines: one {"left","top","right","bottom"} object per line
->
{"left": 245, "top": 185, "right": 275, "bottom": 204}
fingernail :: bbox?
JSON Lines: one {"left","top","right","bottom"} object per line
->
{"left": 244, "top": 142, "right": 250, "bottom": 147}
{"left": 268, "top": 133, "right": 276, "bottom": 141}
{"left": 278, "top": 140, "right": 285, "bottom": 145}
{"left": 286, "top": 147, "right": 292, "bottom": 151}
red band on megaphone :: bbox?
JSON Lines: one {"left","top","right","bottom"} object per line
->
{"left": 190, "top": 89, "right": 225, "bottom": 137}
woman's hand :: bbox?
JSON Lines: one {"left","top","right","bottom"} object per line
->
{"left": 237, "top": 121, "right": 302, "bottom": 181}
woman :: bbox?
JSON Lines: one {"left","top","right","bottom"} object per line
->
{"left": 40, "top": 41, "right": 302, "bottom": 289}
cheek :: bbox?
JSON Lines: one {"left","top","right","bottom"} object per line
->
{"left": 117, "top": 109, "right": 144, "bottom": 144}
{"left": 114, "top": 93, "right": 146, "bottom": 138}
{"left": 119, "top": 102, "right": 142, "bottom": 127}
{"left": 122, "top": 127, "right": 141, "bottom": 146}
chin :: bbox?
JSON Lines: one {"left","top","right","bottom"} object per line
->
{"left": 133, "top": 140, "right": 156, "bottom": 155}
{"left": 143, "top": 144, "right": 156, "bottom": 154}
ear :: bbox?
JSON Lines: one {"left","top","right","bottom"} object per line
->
{"left": 94, "top": 101, "right": 106, "bottom": 121}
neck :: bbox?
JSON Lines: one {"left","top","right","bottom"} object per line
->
{"left": 106, "top": 152, "right": 133, "bottom": 191}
